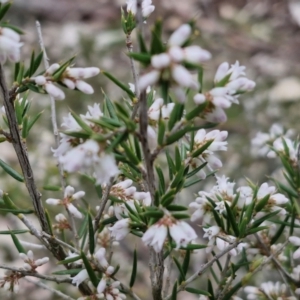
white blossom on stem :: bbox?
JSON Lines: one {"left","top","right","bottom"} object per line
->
{"left": 71, "top": 269, "right": 89, "bottom": 287}
{"left": 126, "top": 0, "right": 155, "bottom": 18}
{"left": 0, "top": 27, "right": 23, "bottom": 63}
{"left": 109, "top": 218, "right": 130, "bottom": 241}
{"left": 46, "top": 185, "right": 84, "bottom": 219}
{"left": 142, "top": 214, "right": 197, "bottom": 252}
{"left": 19, "top": 250, "right": 49, "bottom": 271}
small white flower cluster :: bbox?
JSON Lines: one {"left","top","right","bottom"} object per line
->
{"left": 202, "top": 225, "right": 247, "bottom": 256}
{"left": 109, "top": 179, "right": 151, "bottom": 219}
{"left": 109, "top": 212, "right": 197, "bottom": 252}
{"left": 147, "top": 98, "right": 175, "bottom": 151}
{"left": 251, "top": 123, "right": 295, "bottom": 158}
{"left": 33, "top": 65, "right": 100, "bottom": 100}
{"left": 53, "top": 213, "right": 71, "bottom": 232}
{"left": 19, "top": 250, "right": 49, "bottom": 271}
{"left": 0, "top": 27, "right": 23, "bottom": 63}
{"left": 139, "top": 24, "right": 211, "bottom": 101}
{"left": 194, "top": 61, "right": 255, "bottom": 123}
{"left": 0, "top": 271, "right": 20, "bottom": 294}
{"left": 126, "top": 0, "right": 155, "bottom": 18}
{"left": 192, "top": 129, "right": 228, "bottom": 178}
{"left": 73, "top": 248, "right": 126, "bottom": 300}
{"left": 53, "top": 105, "right": 120, "bottom": 185}
{"left": 244, "top": 281, "right": 295, "bottom": 300}
{"left": 289, "top": 236, "right": 300, "bottom": 260}
{"left": 142, "top": 213, "right": 197, "bottom": 252}
{"left": 46, "top": 185, "right": 85, "bottom": 219}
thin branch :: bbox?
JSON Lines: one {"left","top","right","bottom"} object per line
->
{"left": 0, "top": 264, "right": 72, "bottom": 284}
{"left": 215, "top": 254, "right": 231, "bottom": 300}
{"left": 41, "top": 232, "right": 79, "bottom": 254}
{"left": 36, "top": 20, "right": 80, "bottom": 249}
{"left": 126, "top": 33, "right": 140, "bottom": 120}
{"left": 24, "top": 278, "right": 76, "bottom": 300}
{"left": 0, "top": 64, "right": 49, "bottom": 233}
{"left": 93, "top": 179, "right": 114, "bottom": 231}
{"left": 165, "top": 241, "right": 239, "bottom": 299}
{"left": 135, "top": 1, "right": 163, "bottom": 299}
{"left": 163, "top": 255, "right": 173, "bottom": 298}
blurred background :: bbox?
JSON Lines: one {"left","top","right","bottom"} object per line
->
{"left": 0, "top": 0, "right": 300, "bottom": 299}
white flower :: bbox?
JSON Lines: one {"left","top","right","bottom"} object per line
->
{"left": 0, "top": 27, "right": 23, "bottom": 63}
{"left": 251, "top": 124, "right": 294, "bottom": 157}
{"left": 142, "top": 222, "right": 168, "bottom": 252}
{"left": 237, "top": 186, "right": 253, "bottom": 207}
{"left": 203, "top": 226, "right": 220, "bottom": 240}
{"left": 72, "top": 269, "right": 89, "bottom": 287}
{"left": 171, "top": 64, "right": 199, "bottom": 90}
{"left": 142, "top": 215, "right": 197, "bottom": 252}
{"left": 126, "top": 0, "right": 155, "bottom": 18}
{"left": 169, "top": 221, "right": 197, "bottom": 249}
{"left": 138, "top": 70, "right": 160, "bottom": 91}
{"left": 95, "top": 248, "right": 109, "bottom": 268}
{"left": 46, "top": 186, "right": 84, "bottom": 219}
{"left": 148, "top": 98, "right": 175, "bottom": 121}
{"left": 44, "top": 82, "right": 65, "bottom": 100}
{"left": 19, "top": 250, "right": 49, "bottom": 270}
{"left": 97, "top": 277, "right": 107, "bottom": 294}
{"left": 193, "top": 129, "right": 228, "bottom": 175}
{"left": 168, "top": 24, "right": 191, "bottom": 47}
{"left": 289, "top": 236, "right": 300, "bottom": 259}
{"left": 109, "top": 218, "right": 130, "bottom": 240}
{"left": 189, "top": 195, "right": 211, "bottom": 222}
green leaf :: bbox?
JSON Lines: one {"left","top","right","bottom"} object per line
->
{"left": 0, "top": 23, "right": 24, "bottom": 34}
{"left": 52, "top": 268, "right": 83, "bottom": 275}
{"left": 2, "top": 193, "right": 18, "bottom": 210}
{"left": 143, "top": 210, "right": 164, "bottom": 218}
{"left": 81, "top": 251, "right": 99, "bottom": 287}
{"left": 156, "top": 166, "right": 165, "bottom": 194}
{"left": 0, "top": 229, "right": 29, "bottom": 235}
{"left": 129, "top": 248, "right": 137, "bottom": 288}
{"left": 166, "top": 126, "right": 191, "bottom": 145}
{"left": 88, "top": 213, "right": 95, "bottom": 255}
{"left": 21, "top": 115, "right": 28, "bottom": 139}
{"left": 0, "top": 2, "right": 11, "bottom": 21}
{"left": 192, "top": 140, "right": 214, "bottom": 158}
{"left": 10, "top": 230, "right": 26, "bottom": 254}
{"left": 182, "top": 250, "right": 190, "bottom": 276}
{"left": 255, "top": 194, "right": 270, "bottom": 212}
{"left": 27, "top": 111, "right": 44, "bottom": 134}
{"left": 78, "top": 213, "right": 89, "bottom": 239}
{"left": 271, "top": 215, "right": 289, "bottom": 245}
{"left": 173, "top": 256, "right": 185, "bottom": 283}
{"left": 198, "top": 66, "right": 203, "bottom": 93}
{"left": 43, "top": 185, "right": 61, "bottom": 191}
{"left": 171, "top": 281, "right": 177, "bottom": 300}
{"left": 103, "top": 92, "right": 118, "bottom": 120}
{"left": 14, "top": 62, "right": 20, "bottom": 81}
{"left": 225, "top": 202, "right": 239, "bottom": 236}
{"left": 157, "top": 118, "right": 165, "bottom": 146}
{"left": 57, "top": 255, "right": 82, "bottom": 265}
{"left": 62, "top": 130, "right": 90, "bottom": 139}
{"left": 166, "top": 205, "right": 187, "bottom": 211}
{"left": 251, "top": 210, "right": 280, "bottom": 228}
{"left": 161, "top": 189, "right": 177, "bottom": 207}
{"left": 0, "top": 208, "right": 34, "bottom": 214}
{"left": 16, "top": 63, "right": 24, "bottom": 84}
{"left": 138, "top": 32, "right": 148, "bottom": 53}
{"left": 150, "top": 19, "right": 165, "bottom": 54}
{"left": 168, "top": 103, "right": 184, "bottom": 131}
{"left": 246, "top": 226, "right": 269, "bottom": 235}
{"left": 0, "top": 159, "right": 24, "bottom": 182}
{"left": 52, "top": 56, "right": 76, "bottom": 81}
{"left": 101, "top": 216, "right": 118, "bottom": 225}
{"left": 31, "top": 51, "right": 44, "bottom": 76}
{"left": 70, "top": 111, "right": 93, "bottom": 134}
{"left": 102, "top": 71, "right": 135, "bottom": 99}
{"left": 186, "top": 162, "right": 207, "bottom": 178}
{"left": 128, "top": 52, "right": 151, "bottom": 65}
{"left": 171, "top": 213, "right": 190, "bottom": 220}
{"left": 122, "top": 142, "right": 140, "bottom": 165}
{"left": 185, "top": 102, "right": 207, "bottom": 121}
{"left": 185, "top": 287, "right": 211, "bottom": 296}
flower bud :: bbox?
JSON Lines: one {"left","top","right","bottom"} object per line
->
{"left": 45, "top": 83, "right": 65, "bottom": 100}
{"left": 75, "top": 80, "right": 94, "bottom": 94}
{"left": 151, "top": 53, "right": 171, "bottom": 69}
{"left": 168, "top": 24, "right": 191, "bottom": 46}
{"left": 34, "top": 75, "right": 46, "bottom": 86}
{"left": 138, "top": 70, "right": 160, "bottom": 91}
